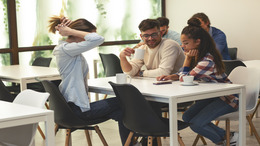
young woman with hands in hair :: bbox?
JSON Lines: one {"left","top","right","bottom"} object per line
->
{"left": 48, "top": 16, "right": 130, "bottom": 145}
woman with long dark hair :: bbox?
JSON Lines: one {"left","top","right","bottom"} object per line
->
{"left": 157, "top": 18, "right": 238, "bottom": 145}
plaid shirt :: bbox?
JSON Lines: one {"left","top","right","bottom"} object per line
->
{"left": 178, "top": 53, "right": 239, "bottom": 108}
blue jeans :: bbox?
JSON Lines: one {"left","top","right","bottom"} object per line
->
{"left": 69, "top": 97, "right": 130, "bottom": 145}
{"left": 182, "top": 97, "right": 237, "bottom": 144}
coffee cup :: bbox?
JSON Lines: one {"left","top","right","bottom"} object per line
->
{"left": 116, "top": 73, "right": 132, "bottom": 84}
{"left": 183, "top": 76, "right": 194, "bottom": 84}
{"left": 134, "top": 48, "right": 145, "bottom": 60}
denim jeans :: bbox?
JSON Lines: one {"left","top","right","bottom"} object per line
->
{"left": 182, "top": 97, "right": 237, "bottom": 144}
{"left": 69, "top": 97, "right": 130, "bottom": 145}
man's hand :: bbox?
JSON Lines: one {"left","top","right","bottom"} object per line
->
{"left": 120, "top": 47, "right": 135, "bottom": 58}
{"left": 133, "top": 42, "right": 145, "bottom": 49}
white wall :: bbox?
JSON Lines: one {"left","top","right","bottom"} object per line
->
{"left": 166, "top": 0, "right": 260, "bottom": 61}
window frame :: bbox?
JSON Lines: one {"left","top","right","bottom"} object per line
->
{"left": 0, "top": 0, "right": 165, "bottom": 65}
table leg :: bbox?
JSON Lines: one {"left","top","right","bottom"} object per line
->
{"left": 20, "top": 78, "right": 27, "bottom": 91}
{"left": 169, "top": 98, "right": 178, "bottom": 146}
{"left": 239, "top": 87, "right": 246, "bottom": 146}
{"left": 45, "top": 112, "right": 55, "bottom": 146}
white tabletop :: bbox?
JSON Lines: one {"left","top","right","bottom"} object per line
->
{"left": 0, "top": 101, "right": 55, "bottom": 146}
{"left": 0, "top": 65, "right": 60, "bottom": 90}
{"left": 88, "top": 77, "right": 246, "bottom": 146}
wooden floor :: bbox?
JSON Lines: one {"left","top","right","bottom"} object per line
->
{"left": 33, "top": 111, "right": 260, "bottom": 146}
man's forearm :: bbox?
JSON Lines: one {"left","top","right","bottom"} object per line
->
{"left": 120, "top": 56, "right": 132, "bottom": 72}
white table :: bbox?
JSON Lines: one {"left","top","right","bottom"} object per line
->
{"left": 0, "top": 101, "right": 55, "bottom": 146}
{"left": 88, "top": 77, "right": 246, "bottom": 146}
{"left": 0, "top": 65, "right": 60, "bottom": 91}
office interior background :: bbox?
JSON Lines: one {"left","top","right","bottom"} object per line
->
{"left": 0, "top": 0, "right": 259, "bottom": 78}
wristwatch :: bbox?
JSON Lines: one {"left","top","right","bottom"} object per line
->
{"left": 139, "top": 70, "right": 144, "bottom": 77}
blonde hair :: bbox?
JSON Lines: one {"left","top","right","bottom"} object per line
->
{"left": 48, "top": 15, "right": 63, "bottom": 33}
{"left": 48, "top": 15, "right": 97, "bottom": 34}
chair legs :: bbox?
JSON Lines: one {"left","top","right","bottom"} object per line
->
{"left": 124, "top": 131, "right": 134, "bottom": 146}
{"left": 55, "top": 125, "right": 107, "bottom": 146}
{"left": 124, "top": 131, "right": 184, "bottom": 146}
{"left": 246, "top": 116, "right": 260, "bottom": 144}
{"left": 250, "top": 99, "right": 260, "bottom": 135}
{"left": 94, "top": 125, "right": 108, "bottom": 146}
{"left": 35, "top": 101, "right": 50, "bottom": 140}
{"left": 225, "top": 119, "right": 231, "bottom": 146}
{"left": 178, "top": 134, "right": 185, "bottom": 146}
{"left": 103, "top": 94, "right": 108, "bottom": 99}
{"left": 37, "top": 126, "right": 45, "bottom": 140}
{"left": 192, "top": 134, "right": 207, "bottom": 146}
{"left": 65, "top": 129, "right": 72, "bottom": 146}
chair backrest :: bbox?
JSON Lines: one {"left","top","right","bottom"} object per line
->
{"left": 223, "top": 60, "right": 246, "bottom": 76}
{"left": 5, "top": 89, "right": 49, "bottom": 146}
{"left": 0, "top": 79, "right": 15, "bottom": 102}
{"left": 99, "top": 53, "right": 123, "bottom": 77}
{"left": 13, "top": 89, "right": 49, "bottom": 108}
{"left": 228, "top": 47, "right": 237, "bottom": 60}
{"left": 41, "top": 80, "right": 89, "bottom": 127}
{"left": 32, "top": 57, "right": 52, "bottom": 67}
{"left": 228, "top": 66, "right": 260, "bottom": 111}
{"left": 109, "top": 81, "right": 169, "bottom": 135}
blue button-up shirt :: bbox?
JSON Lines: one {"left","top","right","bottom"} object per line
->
{"left": 209, "top": 27, "right": 231, "bottom": 60}
{"left": 53, "top": 33, "right": 104, "bottom": 112}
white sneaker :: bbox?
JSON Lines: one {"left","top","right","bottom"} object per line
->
{"left": 229, "top": 132, "right": 239, "bottom": 146}
{"left": 215, "top": 132, "right": 239, "bottom": 146}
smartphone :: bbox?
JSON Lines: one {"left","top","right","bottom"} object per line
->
{"left": 153, "top": 80, "right": 172, "bottom": 85}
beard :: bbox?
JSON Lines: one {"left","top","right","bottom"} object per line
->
{"left": 145, "top": 38, "right": 161, "bottom": 48}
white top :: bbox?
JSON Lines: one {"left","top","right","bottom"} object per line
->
{"left": 126, "top": 39, "right": 185, "bottom": 77}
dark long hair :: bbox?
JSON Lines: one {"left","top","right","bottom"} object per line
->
{"left": 181, "top": 18, "right": 225, "bottom": 74}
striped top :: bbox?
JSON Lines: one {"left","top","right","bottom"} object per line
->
{"left": 178, "top": 53, "right": 238, "bottom": 109}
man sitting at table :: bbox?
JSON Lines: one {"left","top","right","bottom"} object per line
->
{"left": 119, "top": 19, "right": 185, "bottom": 78}
{"left": 157, "top": 16, "right": 181, "bottom": 45}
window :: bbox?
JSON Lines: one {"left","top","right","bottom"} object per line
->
{"left": 0, "top": 0, "right": 9, "bottom": 49}
{"left": 0, "top": 0, "right": 164, "bottom": 69}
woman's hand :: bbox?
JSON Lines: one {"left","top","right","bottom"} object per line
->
{"left": 55, "top": 17, "right": 73, "bottom": 36}
{"left": 185, "top": 49, "right": 198, "bottom": 58}
{"left": 156, "top": 74, "right": 179, "bottom": 81}
{"left": 55, "top": 24, "right": 73, "bottom": 36}
{"left": 60, "top": 17, "right": 72, "bottom": 26}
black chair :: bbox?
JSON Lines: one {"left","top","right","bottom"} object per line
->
{"left": 0, "top": 79, "right": 15, "bottom": 102}
{"left": 223, "top": 60, "right": 246, "bottom": 76}
{"left": 41, "top": 80, "right": 109, "bottom": 146}
{"left": 228, "top": 47, "right": 237, "bottom": 60}
{"left": 31, "top": 57, "right": 52, "bottom": 67}
{"left": 99, "top": 53, "right": 123, "bottom": 77}
{"left": 109, "top": 82, "right": 189, "bottom": 146}
{"left": 99, "top": 53, "right": 123, "bottom": 99}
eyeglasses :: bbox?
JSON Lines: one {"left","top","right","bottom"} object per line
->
{"left": 141, "top": 32, "right": 160, "bottom": 39}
